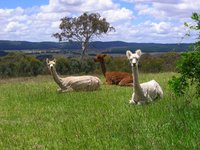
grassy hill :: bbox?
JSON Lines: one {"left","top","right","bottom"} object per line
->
{"left": 0, "top": 73, "right": 199, "bottom": 149}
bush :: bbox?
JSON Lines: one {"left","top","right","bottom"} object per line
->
{"left": 139, "top": 54, "right": 164, "bottom": 73}
{"left": 94, "top": 53, "right": 180, "bottom": 75}
{"left": 160, "top": 52, "right": 181, "bottom": 72}
{"left": 169, "top": 12, "right": 200, "bottom": 98}
{"left": 68, "top": 58, "right": 82, "bottom": 74}
{"left": 55, "top": 57, "right": 70, "bottom": 74}
{"left": 53, "top": 57, "right": 96, "bottom": 75}
{"left": 102, "top": 55, "right": 131, "bottom": 73}
{"left": 0, "top": 51, "right": 181, "bottom": 78}
{"left": 169, "top": 51, "right": 200, "bottom": 96}
{"left": 0, "top": 53, "right": 44, "bottom": 78}
{"left": 80, "top": 58, "right": 96, "bottom": 74}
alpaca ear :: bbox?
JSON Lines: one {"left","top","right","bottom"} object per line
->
{"left": 46, "top": 58, "right": 49, "bottom": 64}
{"left": 53, "top": 58, "right": 56, "bottom": 63}
{"left": 135, "top": 49, "right": 142, "bottom": 57}
{"left": 126, "top": 50, "right": 132, "bottom": 59}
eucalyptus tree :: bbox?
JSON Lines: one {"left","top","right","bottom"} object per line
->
{"left": 53, "top": 12, "right": 115, "bottom": 56}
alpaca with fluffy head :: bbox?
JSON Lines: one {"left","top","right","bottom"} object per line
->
{"left": 126, "top": 49, "right": 163, "bottom": 104}
{"left": 94, "top": 54, "right": 133, "bottom": 86}
{"left": 46, "top": 58, "right": 101, "bottom": 92}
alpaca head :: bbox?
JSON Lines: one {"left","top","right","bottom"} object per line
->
{"left": 126, "top": 49, "right": 142, "bottom": 67}
{"left": 94, "top": 54, "right": 107, "bottom": 63}
{"left": 46, "top": 58, "right": 56, "bottom": 70}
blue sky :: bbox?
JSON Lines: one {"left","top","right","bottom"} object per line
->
{"left": 0, "top": 0, "right": 48, "bottom": 8}
{"left": 0, "top": 0, "right": 199, "bottom": 43}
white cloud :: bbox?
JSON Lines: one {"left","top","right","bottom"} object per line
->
{"left": 41, "top": 0, "right": 118, "bottom": 13}
{"left": 5, "top": 22, "right": 27, "bottom": 32}
{"left": 101, "top": 19, "right": 191, "bottom": 43}
{"left": 133, "top": 0, "right": 200, "bottom": 20}
{"left": 102, "top": 8, "right": 134, "bottom": 23}
{"left": 0, "top": 0, "right": 199, "bottom": 43}
{"left": 123, "top": 0, "right": 184, "bottom": 4}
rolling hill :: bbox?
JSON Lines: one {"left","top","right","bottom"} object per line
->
{"left": 0, "top": 40, "right": 190, "bottom": 52}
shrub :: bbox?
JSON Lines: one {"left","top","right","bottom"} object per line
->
{"left": 68, "top": 58, "right": 82, "bottom": 74}
{"left": 160, "top": 52, "right": 181, "bottom": 72}
{"left": 55, "top": 57, "right": 70, "bottom": 74}
{"left": 139, "top": 54, "right": 164, "bottom": 73}
{"left": 80, "top": 58, "right": 96, "bottom": 74}
{"left": 169, "top": 12, "right": 200, "bottom": 97}
{"left": 169, "top": 51, "right": 200, "bottom": 96}
{"left": 103, "top": 55, "right": 131, "bottom": 73}
{"left": 0, "top": 53, "right": 44, "bottom": 78}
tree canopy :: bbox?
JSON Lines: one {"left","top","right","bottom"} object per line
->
{"left": 53, "top": 12, "right": 115, "bottom": 56}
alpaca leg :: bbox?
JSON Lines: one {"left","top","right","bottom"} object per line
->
{"left": 137, "top": 100, "right": 147, "bottom": 105}
{"left": 146, "top": 90, "right": 153, "bottom": 102}
{"left": 62, "top": 87, "right": 74, "bottom": 92}
{"left": 57, "top": 88, "right": 62, "bottom": 93}
{"left": 119, "top": 77, "right": 133, "bottom": 86}
{"left": 57, "top": 87, "right": 73, "bottom": 93}
{"left": 129, "top": 93, "right": 136, "bottom": 104}
{"left": 106, "top": 79, "right": 113, "bottom": 85}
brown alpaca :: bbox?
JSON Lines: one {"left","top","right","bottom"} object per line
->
{"left": 94, "top": 54, "right": 133, "bottom": 86}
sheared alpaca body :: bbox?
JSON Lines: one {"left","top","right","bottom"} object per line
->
{"left": 126, "top": 50, "right": 163, "bottom": 104}
{"left": 46, "top": 59, "right": 101, "bottom": 92}
{"left": 94, "top": 54, "right": 133, "bottom": 86}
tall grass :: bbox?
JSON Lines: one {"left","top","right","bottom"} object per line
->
{"left": 0, "top": 73, "right": 199, "bottom": 149}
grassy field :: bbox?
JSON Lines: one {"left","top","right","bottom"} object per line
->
{"left": 0, "top": 73, "right": 199, "bottom": 149}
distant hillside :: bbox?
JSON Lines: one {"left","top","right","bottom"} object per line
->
{"left": 0, "top": 40, "right": 191, "bottom": 53}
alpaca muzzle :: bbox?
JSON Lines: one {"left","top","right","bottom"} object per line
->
{"left": 50, "top": 64, "right": 54, "bottom": 68}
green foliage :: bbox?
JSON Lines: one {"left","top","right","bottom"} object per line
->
{"left": 55, "top": 57, "right": 96, "bottom": 75}
{"left": 160, "top": 52, "right": 181, "bottom": 72}
{"left": 169, "top": 76, "right": 189, "bottom": 96}
{"left": 169, "top": 12, "right": 200, "bottom": 97}
{"left": 140, "top": 53, "right": 181, "bottom": 73}
{"left": 94, "top": 53, "right": 180, "bottom": 75}
{"left": 0, "top": 53, "right": 44, "bottom": 78}
{"left": 0, "top": 51, "right": 181, "bottom": 78}
{"left": 80, "top": 58, "right": 96, "bottom": 74}
{"left": 104, "top": 55, "right": 130, "bottom": 72}
{"left": 68, "top": 58, "right": 81, "bottom": 74}
{"left": 169, "top": 52, "right": 200, "bottom": 96}
{"left": 55, "top": 57, "right": 70, "bottom": 74}
{"left": 139, "top": 54, "right": 164, "bottom": 73}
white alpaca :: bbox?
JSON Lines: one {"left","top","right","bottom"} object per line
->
{"left": 126, "top": 49, "right": 163, "bottom": 105}
{"left": 46, "top": 58, "right": 101, "bottom": 92}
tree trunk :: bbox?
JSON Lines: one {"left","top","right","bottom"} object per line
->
{"left": 81, "top": 39, "right": 89, "bottom": 57}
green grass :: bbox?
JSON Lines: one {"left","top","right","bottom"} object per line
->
{"left": 0, "top": 73, "right": 200, "bottom": 149}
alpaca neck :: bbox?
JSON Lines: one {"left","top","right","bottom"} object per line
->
{"left": 99, "top": 60, "right": 106, "bottom": 77}
{"left": 132, "top": 65, "right": 143, "bottom": 95}
{"left": 50, "top": 67, "right": 63, "bottom": 88}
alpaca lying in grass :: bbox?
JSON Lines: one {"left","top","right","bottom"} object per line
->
{"left": 46, "top": 58, "right": 101, "bottom": 92}
{"left": 126, "top": 49, "right": 163, "bottom": 104}
{"left": 94, "top": 54, "right": 133, "bottom": 86}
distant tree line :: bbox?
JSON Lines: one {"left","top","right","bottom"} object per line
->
{"left": 0, "top": 52, "right": 181, "bottom": 78}
{"left": 0, "top": 40, "right": 190, "bottom": 52}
